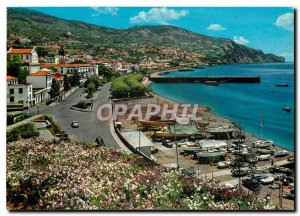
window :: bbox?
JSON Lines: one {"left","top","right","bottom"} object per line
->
{"left": 10, "top": 96, "right": 14, "bottom": 102}
{"left": 29, "top": 87, "right": 31, "bottom": 92}
{"left": 9, "top": 89, "right": 14, "bottom": 94}
{"left": 26, "top": 55, "right": 29, "bottom": 60}
{"left": 19, "top": 88, "right": 23, "bottom": 94}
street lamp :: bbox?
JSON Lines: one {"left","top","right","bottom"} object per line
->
{"left": 173, "top": 123, "right": 179, "bottom": 170}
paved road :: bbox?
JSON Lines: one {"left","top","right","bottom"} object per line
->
{"left": 25, "top": 83, "right": 119, "bottom": 148}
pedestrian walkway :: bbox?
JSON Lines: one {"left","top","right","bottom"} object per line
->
{"left": 7, "top": 114, "right": 43, "bottom": 131}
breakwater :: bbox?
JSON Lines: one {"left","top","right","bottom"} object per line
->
{"left": 149, "top": 76, "right": 260, "bottom": 83}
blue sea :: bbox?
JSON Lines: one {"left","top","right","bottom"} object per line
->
{"left": 151, "top": 63, "right": 294, "bottom": 152}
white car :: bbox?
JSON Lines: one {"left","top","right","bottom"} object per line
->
{"left": 71, "top": 121, "right": 79, "bottom": 128}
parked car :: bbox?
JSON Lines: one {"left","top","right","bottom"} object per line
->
{"left": 71, "top": 121, "right": 79, "bottom": 128}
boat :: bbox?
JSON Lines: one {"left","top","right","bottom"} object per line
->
{"left": 178, "top": 68, "right": 194, "bottom": 72}
{"left": 202, "top": 81, "right": 219, "bottom": 86}
{"left": 275, "top": 83, "right": 288, "bottom": 87}
{"left": 182, "top": 144, "right": 201, "bottom": 153}
{"left": 253, "top": 140, "right": 273, "bottom": 148}
{"left": 196, "top": 151, "right": 225, "bottom": 158}
{"left": 257, "top": 154, "right": 271, "bottom": 161}
{"left": 282, "top": 107, "right": 291, "bottom": 112}
{"left": 257, "top": 148, "right": 275, "bottom": 154}
{"left": 260, "top": 176, "right": 274, "bottom": 184}
{"left": 269, "top": 183, "right": 280, "bottom": 189}
{"left": 217, "top": 161, "right": 231, "bottom": 169}
{"left": 274, "top": 150, "right": 289, "bottom": 157}
{"left": 138, "top": 120, "right": 174, "bottom": 127}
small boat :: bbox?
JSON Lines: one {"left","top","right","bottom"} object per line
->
{"left": 275, "top": 83, "right": 288, "bottom": 87}
{"left": 182, "top": 146, "right": 201, "bottom": 153}
{"left": 257, "top": 148, "right": 275, "bottom": 154}
{"left": 282, "top": 107, "right": 291, "bottom": 112}
{"left": 274, "top": 150, "right": 289, "bottom": 157}
{"left": 257, "top": 154, "right": 271, "bottom": 161}
{"left": 217, "top": 161, "right": 231, "bottom": 168}
{"left": 273, "top": 173, "right": 285, "bottom": 181}
{"left": 253, "top": 140, "right": 273, "bottom": 148}
{"left": 269, "top": 183, "right": 280, "bottom": 189}
{"left": 196, "top": 151, "right": 225, "bottom": 158}
{"left": 202, "top": 81, "right": 219, "bottom": 86}
{"left": 287, "top": 156, "right": 294, "bottom": 162}
{"left": 260, "top": 176, "right": 274, "bottom": 184}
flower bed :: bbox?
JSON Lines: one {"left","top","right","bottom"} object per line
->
{"left": 7, "top": 138, "right": 275, "bottom": 210}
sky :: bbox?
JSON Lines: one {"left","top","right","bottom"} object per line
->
{"left": 27, "top": 7, "right": 294, "bottom": 62}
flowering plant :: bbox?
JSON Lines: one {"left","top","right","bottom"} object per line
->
{"left": 7, "top": 138, "right": 275, "bottom": 210}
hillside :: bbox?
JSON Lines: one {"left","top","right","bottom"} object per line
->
{"left": 7, "top": 138, "right": 275, "bottom": 210}
{"left": 7, "top": 8, "right": 284, "bottom": 64}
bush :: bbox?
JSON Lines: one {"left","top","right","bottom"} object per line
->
{"left": 7, "top": 123, "right": 39, "bottom": 143}
{"left": 73, "top": 102, "right": 88, "bottom": 109}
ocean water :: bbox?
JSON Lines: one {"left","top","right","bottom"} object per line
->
{"left": 151, "top": 63, "right": 295, "bottom": 151}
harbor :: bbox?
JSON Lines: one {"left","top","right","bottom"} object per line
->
{"left": 112, "top": 79, "right": 294, "bottom": 209}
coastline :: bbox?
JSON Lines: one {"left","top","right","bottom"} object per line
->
{"left": 144, "top": 76, "right": 293, "bottom": 156}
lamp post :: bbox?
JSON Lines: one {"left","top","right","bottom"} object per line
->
{"left": 173, "top": 123, "right": 179, "bottom": 170}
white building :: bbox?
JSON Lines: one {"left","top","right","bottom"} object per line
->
{"left": 7, "top": 47, "right": 40, "bottom": 73}
{"left": 45, "top": 55, "right": 59, "bottom": 64}
{"left": 40, "top": 64, "right": 98, "bottom": 77}
{"left": 7, "top": 76, "right": 33, "bottom": 108}
{"left": 27, "top": 71, "right": 53, "bottom": 104}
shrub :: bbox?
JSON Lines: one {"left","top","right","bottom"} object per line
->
{"left": 7, "top": 123, "right": 39, "bottom": 143}
{"left": 73, "top": 102, "right": 88, "bottom": 109}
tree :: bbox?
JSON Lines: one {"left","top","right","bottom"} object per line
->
{"left": 49, "top": 78, "right": 60, "bottom": 100}
{"left": 87, "top": 82, "right": 96, "bottom": 98}
{"left": 63, "top": 74, "right": 71, "bottom": 91}
{"left": 72, "top": 71, "right": 81, "bottom": 86}
{"left": 99, "top": 65, "right": 114, "bottom": 81}
{"left": 58, "top": 45, "right": 65, "bottom": 56}
{"left": 18, "top": 68, "right": 29, "bottom": 84}
{"left": 7, "top": 55, "right": 22, "bottom": 77}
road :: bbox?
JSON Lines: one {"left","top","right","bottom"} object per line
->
{"left": 26, "top": 83, "right": 119, "bottom": 148}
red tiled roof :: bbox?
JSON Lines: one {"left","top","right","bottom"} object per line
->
{"left": 41, "top": 63, "right": 93, "bottom": 68}
{"left": 8, "top": 48, "right": 33, "bottom": 54}
{"left": 29, "top": 71, "right": 51, "bottom": 76}
{"left": 53, "top": 72, "right": 64, "bottom": 81}
{"left": 6, "top": 75, "right": 16, "bottom": 80}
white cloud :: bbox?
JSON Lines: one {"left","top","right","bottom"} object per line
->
{"left": 130, "top": 7, "right": 188, "bottom": 25}
{"left": 91, "top": 7, "right": 119, "bottom": 16}
{"left": 207, "top": 24, "right": 226, "bottom": 31}
{"left": 275, "top": 13, "right": 294, "bottom": 32}
{"left": 233, "top": 36, "right": 250, "bottom": 45}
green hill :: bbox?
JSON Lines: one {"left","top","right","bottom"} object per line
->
{"left": 7, "top": 8, "right": 284, "bottom": 64}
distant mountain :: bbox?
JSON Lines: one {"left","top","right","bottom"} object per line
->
{"left": 7, "top": 8, "right": 285, "bottom": 64}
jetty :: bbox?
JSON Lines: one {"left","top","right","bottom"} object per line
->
{"left": 149, "top": 76, "right": 261, "bottom": 83}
